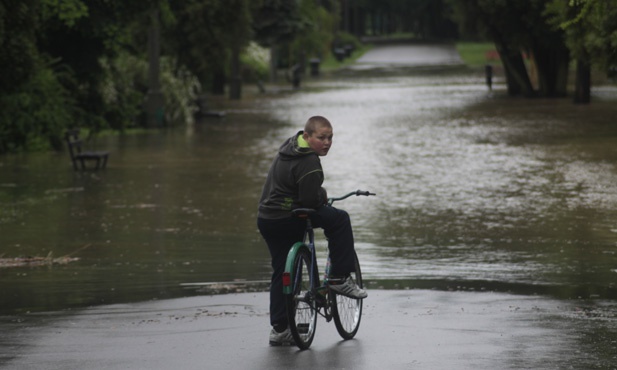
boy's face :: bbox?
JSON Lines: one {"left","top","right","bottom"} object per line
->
{"left": 304, "top": 125, "right": 333, "bottom": 156}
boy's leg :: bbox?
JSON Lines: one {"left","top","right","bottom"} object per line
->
{"left": 312, "top": 207, "right": 367, "bottom": 299}
{"left": 257, "top": 217, "right": 305, "bottom": 330}
{"left": 312, "top": 206, "right": 356, "bottom": 276}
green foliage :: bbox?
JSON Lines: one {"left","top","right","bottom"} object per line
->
{"left": 449, "top": 0, "right": 571, "bottom": 97}
{"left": 100, "top": 53, "right": 147, "bottom": 131}
{"left": 101, "top": 51, "right": 200, "bottom": 129}
{"left": 0, "top": 63, "right": 74, "bottom": 152}
{"left": 167, "top": 0, "right": 251, "bottom": 89}
{"left": 252, "top": 0, "right": 305, "bottom": 47}
{"left": 40, "top": 0, "right": 88, "bottom": 27}
{"left": 241, "top": 42, "right": 270, "bottom": 82}
{"left": 159, "top": 57, "right": 201, "bottom": 126}
{"left": 0, "top": 0, "right": 39, "bottom": 95}
{"left": 546, "top": 0, "right": 617, "bottom": 73}
{"left": 355, "top": 0, "right": 457, "bottom": 39}
{"left": 291, "top": 2, "right": 337, "bottom": 59}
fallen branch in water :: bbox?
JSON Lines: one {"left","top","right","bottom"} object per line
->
{"left": 0, "top": 244, "right": 90, "bottom": 268}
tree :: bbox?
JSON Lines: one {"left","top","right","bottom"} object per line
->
{"left": 291, "top": 0, "right": 339, "bottom": 68}
{"left": 167, "top": 0, "right": 252, "bottom": 97}
{"left": 451, "top": 0, "right": 569, "bottom": 98}
{"left": 348, "top": 0, "right": 458, "bottom": 39}
{"left": 547, "top": 0, "right": 617, "bottom": 104}
{"left": 0, "top": 0, "right": 80, "bottom": 152}
{"left": 251, "top": 0, "right": 306, "bottom": 82}
{"left": 38, "top": 1, "right": 169, "bottom": 127}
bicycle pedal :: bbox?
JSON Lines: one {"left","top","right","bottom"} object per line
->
{"left": 297, "top": 323, "right": 310, "bottom": 334}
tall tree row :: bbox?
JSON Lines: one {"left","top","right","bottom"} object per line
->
{"left": 1, "top": 1, "right": 616, "bottom": 153}
{"left": 341, "top": 0, "right": 458, "bottom": 39}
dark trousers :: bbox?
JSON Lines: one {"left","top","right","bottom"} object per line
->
{"left": 257, "top": 206, "right": 356, "bottom": 328}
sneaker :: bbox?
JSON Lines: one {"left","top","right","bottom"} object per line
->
{"left": 269, "top": 328, "right": 295, "bottom": 346}
{"left": 328, "top": 276, "right": 368, "bottom": 299}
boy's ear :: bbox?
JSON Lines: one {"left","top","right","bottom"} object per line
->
{"left": 302, "top": 131, "right": 310, "bottom": 141}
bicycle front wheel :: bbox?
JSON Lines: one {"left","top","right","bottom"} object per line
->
{"left": 285, "top": 245, "right": 317, "bottom": 350}
{"left": 332, "top": 252, "right": 363, "bottom": 340}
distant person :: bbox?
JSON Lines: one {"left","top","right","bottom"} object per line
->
{"left": 257, "top": 115, "right": 367, "bottom": 346}
{"left": 485, "top": 64, "right": 493, "bottom": 90}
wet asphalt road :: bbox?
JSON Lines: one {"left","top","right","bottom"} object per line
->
{"left": 0, "top": 290, "right": 591, "bottom": 369}
{"left": 355, "top": 42, "right": 463, "bottom": 67}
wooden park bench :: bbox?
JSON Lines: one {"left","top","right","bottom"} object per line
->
{"left": 64, "top": 129, "right": 109, "bottom": 170}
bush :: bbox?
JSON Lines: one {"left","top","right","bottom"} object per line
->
{"left": 100, "top": 54, "right": 146, "bottom": 131}
{"left": 101, "top": 52, "right": 201, "bottom": 129}
{"left": 160, "top": 57, "right": 201, "bottom": 126}
{"left": 241, "top": 42, "right": 269, "bottom": 83}
{"left": 0, "top": 65, "right": 74, "bottom": 153}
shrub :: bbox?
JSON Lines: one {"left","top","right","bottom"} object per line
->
{"left": 241, "top": 42, "right": 269, "bottom": 83}
{"left": 100, "top": 52, "right": 201, "bottom": 129}
{"left": 0, "top": 64, "right": 74, "bottom": 153}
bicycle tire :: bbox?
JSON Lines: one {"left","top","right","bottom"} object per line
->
{"left": 285, "top": 245, "right": 318, "bottom": 350}
{"left": 331, "top": 252, "right": 363, "bottom": 340}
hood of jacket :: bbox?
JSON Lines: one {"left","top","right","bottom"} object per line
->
{"left": 278, "top": 131, "right": 314, "bottom": 160}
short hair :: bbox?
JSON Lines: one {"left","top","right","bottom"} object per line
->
{"left": 304, "top": 116, "right": 332, "bottom": 135}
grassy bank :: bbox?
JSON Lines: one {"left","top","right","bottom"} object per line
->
{"left": 455, "top": 42, "right": 497, "bottom": 67}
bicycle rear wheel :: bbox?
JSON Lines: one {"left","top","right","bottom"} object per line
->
{"left": 332, "top": 252, "right": 363, "bottom": 339}
{"left": 285, "top": 245, "right": 317, "bottom": 350}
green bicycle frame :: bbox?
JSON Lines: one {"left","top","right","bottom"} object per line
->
{"left": 282, "top": 242, "right": 307, "bottom": 295}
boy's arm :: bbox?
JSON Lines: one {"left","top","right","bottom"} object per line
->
{"left": 298, "top": 171, "right": 325, "bottom": 209}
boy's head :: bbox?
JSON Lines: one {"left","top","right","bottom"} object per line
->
{"left": 303, "top": 116, "right": 333, "bottom": 156}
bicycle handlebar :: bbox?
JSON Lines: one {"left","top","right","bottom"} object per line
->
{"left": 327, "top": 189, "right": 376, "bottom": 205}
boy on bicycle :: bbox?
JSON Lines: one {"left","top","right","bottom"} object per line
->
{"left": 257, "top": 115, "right": 367, "bottom": 346}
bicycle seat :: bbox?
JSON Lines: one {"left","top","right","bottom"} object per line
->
{"left": 291, "top": 208, "right": 317, "bottom": 218}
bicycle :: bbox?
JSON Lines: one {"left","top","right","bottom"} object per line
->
{"left": 282, "top": 189, "right": 376, "bottom": 350}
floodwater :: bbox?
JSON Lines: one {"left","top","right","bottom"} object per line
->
{"left": 1, "top": 61, "right": 617, "bottom": 341}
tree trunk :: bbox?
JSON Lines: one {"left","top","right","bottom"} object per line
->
{"left": 229, "top": 45, "right": 242, "bottom": 100}
{"left": 494, "top": 38, "right": 534, "bottom": 97}
{"left": 532, "top": 44, "right": 569, "bottom": 98}
{"left": 574, "top": 58, "right": 591, "bottom": 104}
{"left": 211, "top": 66, "right": 225, "bottom": 95}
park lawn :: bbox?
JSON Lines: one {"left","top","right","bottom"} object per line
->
{"left": 455, "top": 42, "right": 497, "bottom": 67}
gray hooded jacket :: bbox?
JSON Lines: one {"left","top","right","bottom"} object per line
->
{"left": 258, "top": 131, "right": 325, "bottom": 219}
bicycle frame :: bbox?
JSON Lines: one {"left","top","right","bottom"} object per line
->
{"left": 282, "top": 190, "right": 375, "bottom": 308}
{"left": 282, "top": 189, "right": 375, "bottom": 349}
